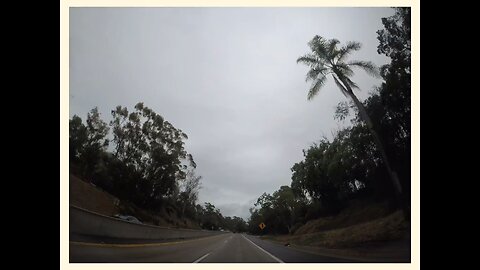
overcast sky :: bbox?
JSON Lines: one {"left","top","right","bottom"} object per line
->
{"left": 70, "top": 7, "right": 394, "bottom": 220}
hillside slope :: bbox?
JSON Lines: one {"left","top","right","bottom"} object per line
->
{"left": 263, "top": 200, "right": 410, "bottom": 249}
{"left": 69, "top": 174, "right": 120, "bottom": 216}
{"left": 69, "top": 174, "right": 200, "bottom": 229}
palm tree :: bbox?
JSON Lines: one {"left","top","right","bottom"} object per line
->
{"left": 297, "top": 35, "right": 404, "bottom": 211}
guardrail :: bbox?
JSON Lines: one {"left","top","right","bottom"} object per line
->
{"left": 70, "top": 205, "right": 225, "bottom": 240}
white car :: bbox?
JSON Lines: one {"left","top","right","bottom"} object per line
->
{"left": 114, "top": 214, "right": 143, "bottom": 224}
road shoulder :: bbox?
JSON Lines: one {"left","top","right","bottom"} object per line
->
{"left": 264, "top": 237, "right": 411, "bottom": 263}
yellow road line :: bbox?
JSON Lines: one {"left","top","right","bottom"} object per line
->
{"left": 70, "top": 233, "right": 228, "bottom": 248}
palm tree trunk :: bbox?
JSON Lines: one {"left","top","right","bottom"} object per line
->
{"left": 348, "top": 93, "right": 402, "bottom": 191}
{"left": 336, "top": 75, "right": 408, "bottom": 219}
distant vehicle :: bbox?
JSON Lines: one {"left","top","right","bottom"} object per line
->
{"left": 114, "top": 214, "right": 142, "bottom": 224}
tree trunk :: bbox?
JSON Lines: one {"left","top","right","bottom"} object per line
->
{"left": 348, "top": 93, "right": 403, "bottom": 192}
{"left": 336, "top": 75, "right": 409, "bottom": 220}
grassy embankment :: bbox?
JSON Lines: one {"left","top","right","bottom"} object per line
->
{"left": 262, "top": 200, "right": 410, "bottom": 249}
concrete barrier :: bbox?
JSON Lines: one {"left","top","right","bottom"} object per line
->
{"left": 70, "top": 205, "right": 225, "bottom": 240}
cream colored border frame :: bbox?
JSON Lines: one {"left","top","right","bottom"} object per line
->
{"left": 60, "top": 1, "right": 420, "bottom": 269}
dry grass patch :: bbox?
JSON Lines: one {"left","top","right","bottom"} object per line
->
{"left": 263, "top": 209, "right": 408, "bottom": 248}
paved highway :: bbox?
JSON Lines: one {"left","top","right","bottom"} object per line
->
{"left": 70, "top": 232, "right": 356, "bottom": 263}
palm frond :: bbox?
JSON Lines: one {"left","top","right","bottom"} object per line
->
{"left": 336, "top": 41, "right": 362, "bottom": 63}
{"left": 307, "top": 75, "right": 327, "bottom": 100}
{"left": 308, "top": 35, "right": 329, "bottom": 60}
{"left": 296, "top": 53, "right": 318, "bottom": 66}
{"left": 336, "top": 63, "right": 354, "bottom": 77}
{"left": 305, "top": 67, "right": 328, "bottom": 82}
{"left": 327, "top": 39, "right": 340, "bottom": 56}
{"left": 332, "top": 74, "right": 350, "bottom": 97}
{"left": 344, "top": 76, "right": 360, "bottom": 89}
{"left": 347, "top": 60, "right": 379, "bottom": 77}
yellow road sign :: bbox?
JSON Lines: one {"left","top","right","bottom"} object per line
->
{"left": 259, "top": 222, "right": 266, "bottom": 230}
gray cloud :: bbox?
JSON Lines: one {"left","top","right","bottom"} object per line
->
{"left": 70, "top": 7, "right": 394, "bottom": 221}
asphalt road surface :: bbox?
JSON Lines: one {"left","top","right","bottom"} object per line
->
{"left": 70, "top": 233, "right": 356, "bottom": 263}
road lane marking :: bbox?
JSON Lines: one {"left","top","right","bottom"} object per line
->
{"left": 241, "top": 235, "right": 284, "bottom": 263}
{"left": 70, "top": 234, "right": 227, "bottom": 248}
{"left": 193, "top": 252, "right": 210, "bottom": 263}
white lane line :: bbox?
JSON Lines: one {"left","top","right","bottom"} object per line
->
{"left": 193, "top": 252, "right": 210, "bottom": 263}
{"left": 241, "top": 235, "right": 284, "bottom": 263}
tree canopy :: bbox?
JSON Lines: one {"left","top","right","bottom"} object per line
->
{"left": 248, "top": 7, "right": 411, "bottom": 234}
{"left": 70, "top": 102, "right": 248, "bottom": 231}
